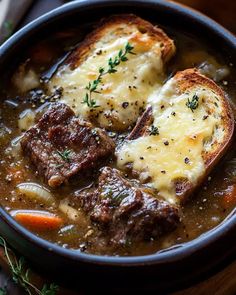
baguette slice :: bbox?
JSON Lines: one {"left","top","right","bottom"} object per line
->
{"left": 49, "top": 14, "right": 175, "bottom": 131}
{"left": 117, "top": 69, "right": 234, "bottom": 204}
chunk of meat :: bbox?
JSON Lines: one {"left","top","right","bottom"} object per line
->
{"left": 127, "top": 105, "right": 153, "bottom": 140}
{"left": 21, "top": 103, "right": 115, "bottom": 187}
{"left": 76, "top": 167, "right": 180, "bottom": 246}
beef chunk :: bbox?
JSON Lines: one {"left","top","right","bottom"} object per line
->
{"left": 21, "top": 103, "right": 115, "bottom": 187}
{"left": 127, "top": 106, "right": 153, "bottom": 140}
{"left": 77, "top": 167, "right": 180, "bottom": 246}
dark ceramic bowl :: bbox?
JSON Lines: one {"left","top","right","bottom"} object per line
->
{"left": 0, "top": 0, "right": 236, "bottom": 292}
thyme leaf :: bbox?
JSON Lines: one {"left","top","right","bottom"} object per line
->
{"left": 57, "top": 149, "right": 71, "bottom": 162}
{"left": 0, "top": 288, "right": 7, "bottom": 295}
{"left": 41, "top": 283, "right": 59, "bottom": 295}
{"left": 0, "top": 236, "right": 59, "bottom": 295}
{"left": 148, "top": 125, "right": 159, "bottom": 136}
{"left": 186, "top": 94, "right": 199, "bottom": 112}
{"left": 82, "top": 42, "right": 135, "bottom": 108}
{"left": 3, "top": 20, "right": 13, "bottom": 41}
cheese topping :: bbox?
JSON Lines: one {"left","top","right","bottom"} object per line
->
{"left": 117, "top": 78, "right": 224, "bottom": 204}
{"left": 49, "top": 29, "right": 165, "bottom": 130}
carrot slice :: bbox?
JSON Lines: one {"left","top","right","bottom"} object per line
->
{"left": 13, "top": 210, "right": 63, "bottom": 231}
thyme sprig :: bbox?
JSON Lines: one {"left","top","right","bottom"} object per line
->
{"left": 0, "top": 287, "right": 7, "bottom": 295}
{"left": 57, "top": 149, "right": 71, "bottom": 162}
{"left": 82, "top": 42, "right": 135, "bottom": 108}
{"left": 0, "top": 237, "right": 58, "bottom": 295}
{"left": 186, "top": 94, "right": 199, "bottom": 112}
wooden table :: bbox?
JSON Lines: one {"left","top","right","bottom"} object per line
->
{"left": 0, "top": 247, "right": 235, "bottom": 294}
{"left": 0, "top": 1, "right": 236, "bottom": 294}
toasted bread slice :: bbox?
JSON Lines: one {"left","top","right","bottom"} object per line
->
{"left": 117, "top": 69, "right": 234, "bottom": 204}
{"left": 49, "top": 14, "right": 175, "bottom": 131}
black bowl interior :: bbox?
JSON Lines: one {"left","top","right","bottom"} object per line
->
{"left": 0, "top": 0, "right": 236, "bottom": 292}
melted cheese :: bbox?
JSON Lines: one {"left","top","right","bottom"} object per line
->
{"left": 49, "top": 30, "right": 165, "bottom": 130}
{"left": 117, "top": 78, "right": 224, "bottom": 204}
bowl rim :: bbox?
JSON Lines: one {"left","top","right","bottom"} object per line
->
{"left": 0, "top": 0, "right": 236, "bottom": 266}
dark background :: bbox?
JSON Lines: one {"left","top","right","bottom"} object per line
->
{"left": 20, "top": 0, "right": 236, "bottom": 33}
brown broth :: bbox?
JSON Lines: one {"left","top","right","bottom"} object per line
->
{"left": 0, "top": 23, "right": 236, "bottom": 256}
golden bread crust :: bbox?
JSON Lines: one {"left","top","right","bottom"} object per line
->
{"left": 66, "top": 14, "right": 175, "bottom": 69}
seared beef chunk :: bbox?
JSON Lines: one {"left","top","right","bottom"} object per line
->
{"left": 127, "top": 106, "right": 153, "bottom": 140}
{"left": 77, "top": 167, "right": 180, "bottom": 245}
{"left": 21, "top": 103, "right": 115, "bottom": 187}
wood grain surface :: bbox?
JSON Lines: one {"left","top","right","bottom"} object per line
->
{"left": 0, "top": 0, "right": 235, "bottom": 294}
{"left": 175, "top": 261, "right": 236, "bottom": 295}
{"left": 0, "top": 246, "right": 235, "bottom": 295}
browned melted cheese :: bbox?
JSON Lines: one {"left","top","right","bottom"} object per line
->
{"left": 117, "top": 77, "right": 225, "bottom": 204}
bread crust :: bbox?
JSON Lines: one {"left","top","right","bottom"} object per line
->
{"left": 126, "top": 68, "right": 235, "bottom": 204}
{"left": 174, "top": 69, "right": 234, "bottom": 202}
{"left": 174, "top": 68, "right": 234, "bottom": 167}
{"left": 66, "top": 14, "right": 175, "bottom": 69}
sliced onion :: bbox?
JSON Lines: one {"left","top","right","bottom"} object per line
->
{"left": 225, "top": 158, "right": 236, "bottom": 179}
{"left": 16, "top": 182, "right": 55, "bottom": 205}
{"left": 11, "top": 135, "right": 24, "bottom": 147}
{"left": 59, "top": 199, "right": 80, "bottom": 221}
{"left": 18, "top": 109, "right": 35, "bottom": 131}
{"left": 0, "top": 124, "right": 11, "bottom": 143}
{"left": 10, "top": 209, "right": 54, "bottom": 217}
{"left": 199, "top": 61, "right": 230, "bottom": 82}
{"left": 7, "top": 135, "right": 24, "bottom": 159}
{"left": 13, "top": 64, "right": 40, "bottom": 93}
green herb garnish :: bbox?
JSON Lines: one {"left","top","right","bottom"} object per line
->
{"left": 186, "top": 94, "right": 199, "bottom": 112}
{"left": 148, "top": 125, "right": 159, "bottom": 136}
{"left": 82, "top": 42, "right": 135, "bottom": 108}
{"left": 102, "top": 186, "right": 129, "bottom": 206}
{"left": 3, "top": 20, "right": 13, "bottom": 41}
{"left": 57, "top": 149, "right": 71, "bottom": 162}
{"left": 0, "top": 287, "right": 7, "bottom": 295}
{"left": 0, "top": 237, "right": 59, "bottom": 295}
{"left": 111, "top": 192, "right": 129, "bottom": 206}
{"left": 102, "top": 188, "right": 113, "bottom": 199}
